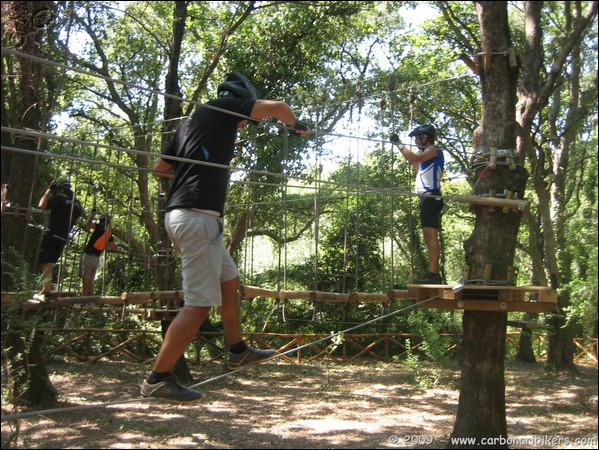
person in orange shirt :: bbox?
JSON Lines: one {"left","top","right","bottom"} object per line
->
{"left": 80, "top": 213, "right": 117, "bottom": 296}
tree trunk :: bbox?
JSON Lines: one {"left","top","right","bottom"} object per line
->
{"left": 2, "top": 330, "right": 58, "bottom": 407}
{"left": 516, "top": 327, "right": 536, "bottom": 363}
{"left": 159, "top": 1, "right": 191, "bottom": 382}
{"left": 0, "top": 1, "right": 58, "bottom": 408}
{"left": 449, "top": 2, "right": 524, "bottom": 447}
{"left": 515, "top": 1, "right": 597, "bottom": 372}
{"left": 452, "top": 311, "right": 508, "bottom": 447}
{"left": 547, "top": 290, "right": 575, "bottom": 370}
{"left": 514, "top": 313, "right": 537, "bottom": 363}
{"left": 1, "top": 1, "right": 53, "bottom": 288}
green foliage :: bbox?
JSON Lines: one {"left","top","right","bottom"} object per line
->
{"left": 2, "top": 2, "right": 597, "bottom": 357}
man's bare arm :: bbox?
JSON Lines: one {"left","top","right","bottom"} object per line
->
{"left": 152, "top": 158, "right": 175, "bottom": 178}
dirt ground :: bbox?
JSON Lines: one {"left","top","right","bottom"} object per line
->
{"left": 1, "top": 358, "right": 597, "bottom": 449}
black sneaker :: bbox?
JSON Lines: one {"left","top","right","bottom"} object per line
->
{"left": 227, "top": 347, "right": 277, "bottom": 371}
{"left": 140, "top": 378, "right": 203, "bottom": 402}
{"left": 413, "top": 272, "right": 443, "bottom": 285}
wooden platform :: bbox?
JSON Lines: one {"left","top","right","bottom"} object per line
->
{"left": 2, "top": 284, "right": 557, "bottom": 316}
{"left": 406, "top": 284, "right": 557, "bottom": 313}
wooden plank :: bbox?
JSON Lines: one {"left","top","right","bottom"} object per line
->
{"left": 312, "top": 291, "right": 349, "bottom": 302}
{"left": 350, "top": 292, "right": 389, "bottom": 303}
{"left": 408, "top": 285, "right": 448, "bottom": 302}
{"left": 418, "top": 298, "right": 556, "bottom": 313}
{"left": 387, "top": 289, "right": 413, "bottom": 301}
{"left": 54, "top": 296, "right": 100, "bottom": 305}
{"left": 3, "top": 291, "right": 77, "bottom": 306}
{"left": 279, "top": 290, "right": 313, "bottom": 300}
{"left": 120, "top": 291, "right": 181, "bottom": 303}
{"left": 449, "top": 194, "right": 529, "bottom": 210}
{"left": 53, "top": 295, "right": 122, "bottom": 305}
{"left": 408, "top": 284, "right": 557, "bottom": 304}
{"left": 99, "top": 296, "right": 127, "bottom": 305}
{"left": 240, "top": 285, "right": 280, "bottom": 299}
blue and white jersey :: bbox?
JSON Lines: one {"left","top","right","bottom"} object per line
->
{"left": 415, "top": 146, "right": 444, "bottom": 194}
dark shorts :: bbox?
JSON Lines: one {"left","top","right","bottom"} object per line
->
{"left": 39, "top": 233, "right": 67, "bottom": 264}
{"left": 419, "top": 194, "right": 443, "bottom": 229}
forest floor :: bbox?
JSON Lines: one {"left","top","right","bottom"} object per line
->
{"left": 1, "top": 357, "right": 597, "bottom": 449}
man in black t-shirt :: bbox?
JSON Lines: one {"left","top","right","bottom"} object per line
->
{"left": 142, "top": 72, "right": 310, "bottom": 402}
{"left": 34, "top": 180, "right": 83, "bottom": 301}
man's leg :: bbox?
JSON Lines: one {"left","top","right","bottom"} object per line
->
{"left": 152, "top": 305, "right": 211, "bottom": 373}
{"left": 422, "top": 227, "right": 440, "bottom": 273}
{"left": 81, "top": 278, "right": 93, "bottom": 296}
{"left": 220, "top": 276, "right": 277, "bottom": 370}
{"left": 41, "top": 263, "right": 53, "bottom": 293}
{"left": 220, "top": 276, "right": 242, "bottom": 345}
{"left": 141, "top": 306, "right": 207, "bottom": 401}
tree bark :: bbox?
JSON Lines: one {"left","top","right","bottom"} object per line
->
{"left": 158, "top": 1, "right": 191, "bottom": 382}
{"left": 1, "top": 0, "right": 58, "bottom": 408}
{"left": 515, "top": 1, "right": 597, "bottom": 372}
{"left": 449, "top": 2, "right": 524, "bottom": 447}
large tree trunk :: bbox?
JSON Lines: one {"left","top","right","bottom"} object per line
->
{"left": 158, "top": 1, "right": 192, "bottom": 383}
{"left": 515, "top": 314, "right": 537, "bottom": 363}
{"left": 2, "top": 329, "right": 58, "bottom": 406}
{"left": 449, "top": 2, "right": 525, "bottom": 447}
{"left": 515, "top": 1, "right": 597, "bottom": 372}
{"left": 1, "top": 1, "right": 53, "bottom": 287}
{"left": 1, "top": 1, "right": 58, "bottom": 408}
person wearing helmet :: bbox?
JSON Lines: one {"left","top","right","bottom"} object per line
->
{"left": 80, "top": 212, "right": 117, "bottom": 296}
{"left": 34, "top": 180, "right": 84, "bottom": 301}
{"left": 145, "top": 71, "right": 310, "bottom": 402}
{"left": 390, "top": 124, "right": 444, "bottom": 284}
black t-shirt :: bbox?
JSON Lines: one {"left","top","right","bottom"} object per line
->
{"left": 163, "top": 97, "right": 255, "bottom": 215}
{"left": 46, "top": 192, "right": 83, "bottom": 238}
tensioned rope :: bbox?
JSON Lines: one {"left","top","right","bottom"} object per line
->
{"left": 1, "top": 47, "right": 484, "bottom": 155}
{"left": 6, "top": 133, "right": 519, "bottom": 219}
{"left": 0, "top": 284, "right": 463, "bottom": 422}
{"left": 1, "top": 49, "right": 502, "bottom": 211}
{"left": 3, "top": 130, "right": 526, "bottom": 223}
{"left": 1, "top": 126, "right": 448, "bottom": 203}
{"left": 3, "top": 44, "right": 506, "bottom": 208}
{"left": 2, "top": 46, "right": 475, "bottom": 133}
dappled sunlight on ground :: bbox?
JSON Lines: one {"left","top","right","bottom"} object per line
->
{"left": 2, "top": 359, "right": 597, "bottom": 448}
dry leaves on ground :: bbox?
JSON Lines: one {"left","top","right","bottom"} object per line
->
{"left": 2, "top": 358, "right": 597, "bottom": 449}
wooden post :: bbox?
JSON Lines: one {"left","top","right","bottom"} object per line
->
{"left": 488, "top": 189, "right": 496, "bottom": 211}
{"left": 483, "top": 264, "right": 492, "bottom": 284}
{"left": 506, "top": 266, "right": 514, "bottom": 284}
{"left": 502, "top": 190, "right": 514, "bottom": 213}
{"left": 489, "top": 147, "right": 497, "bottom": 169}
{"left": 462, "top": 265, "right": 471, "bottom": 282}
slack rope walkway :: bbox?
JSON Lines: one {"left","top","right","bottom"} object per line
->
{"left": 0, "top": 286, "right": 458, "bottom": 422}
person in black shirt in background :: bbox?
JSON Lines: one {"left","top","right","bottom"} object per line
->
{"left": 34, "top": 180, "right": 83, "bottom": 301}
